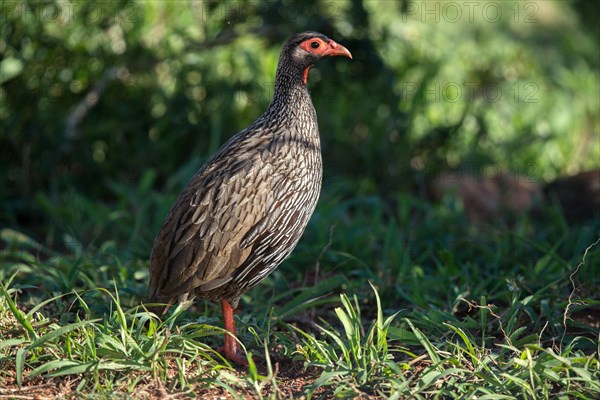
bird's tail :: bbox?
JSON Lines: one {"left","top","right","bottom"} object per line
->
{"left": 143, "top": 292, "right": 193, "bottom": 317}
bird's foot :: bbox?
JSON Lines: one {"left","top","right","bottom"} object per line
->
{"left": 216, "top": 343, "right": 249, "bottom": 366}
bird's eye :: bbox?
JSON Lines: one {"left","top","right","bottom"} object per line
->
{"left": 310, "top": 41, "right": 320, "bottom": 49}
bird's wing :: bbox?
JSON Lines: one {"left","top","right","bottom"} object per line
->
{"left": 148, "top": 129, "right": 290, "bottom": 300}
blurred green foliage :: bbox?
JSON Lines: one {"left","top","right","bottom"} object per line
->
{"left": 1, "top": 3, "right": 599, "bottom": 395}
{"left": 1, "top": 0, "right": 599, "bottom": 247}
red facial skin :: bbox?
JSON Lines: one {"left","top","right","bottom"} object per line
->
{"left": 298, "top": 37, "right": 353, "bottom": 84}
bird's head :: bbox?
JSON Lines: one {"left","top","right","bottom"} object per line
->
{"left": 281, "top": 32, "right": 352, "bottom": 85}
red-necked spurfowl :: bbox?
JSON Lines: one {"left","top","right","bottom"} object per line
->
{"left": 148, "top": 32, "right": 352, "bottom": 365}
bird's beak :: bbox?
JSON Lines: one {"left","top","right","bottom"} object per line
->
{"left": 326, "top": 40, "right": 353, "bottom": 59}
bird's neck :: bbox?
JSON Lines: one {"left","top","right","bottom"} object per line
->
{"left": 272, "top": 79, "right": 311, "bottom": 107}
{"left": 265, "top": 65, "right": 315, "bottom": 122}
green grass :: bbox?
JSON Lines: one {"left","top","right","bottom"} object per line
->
{"left": 1, "top": 187, "right": 599, "bottom": 398}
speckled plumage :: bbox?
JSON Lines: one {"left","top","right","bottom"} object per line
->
{"left": 148, "top": 33, "right": 351, "bottom": 364}
{"left": 148, "top": 84, "right": 321, "bottom": 308}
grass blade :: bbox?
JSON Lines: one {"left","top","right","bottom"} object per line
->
{"left": 27, "top": 320, "right": 98, "bottom": 351}
{"left": 15, "top": 347, "right": 27, "bottom": 388}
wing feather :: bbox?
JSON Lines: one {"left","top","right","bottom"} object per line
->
{"left": 148, "top": 129, "right": 276, "bottom": 301}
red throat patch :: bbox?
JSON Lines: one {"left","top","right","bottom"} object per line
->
{"left": 303, "top": 66, "right": 311, "bottom": 85}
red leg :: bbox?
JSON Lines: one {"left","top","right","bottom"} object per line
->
{"left": 218, "top": 299, "right": 248, "bottom": 366}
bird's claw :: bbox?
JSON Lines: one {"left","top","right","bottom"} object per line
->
{"left": 216, "top": 344, "right": 249, "bottom": 366}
